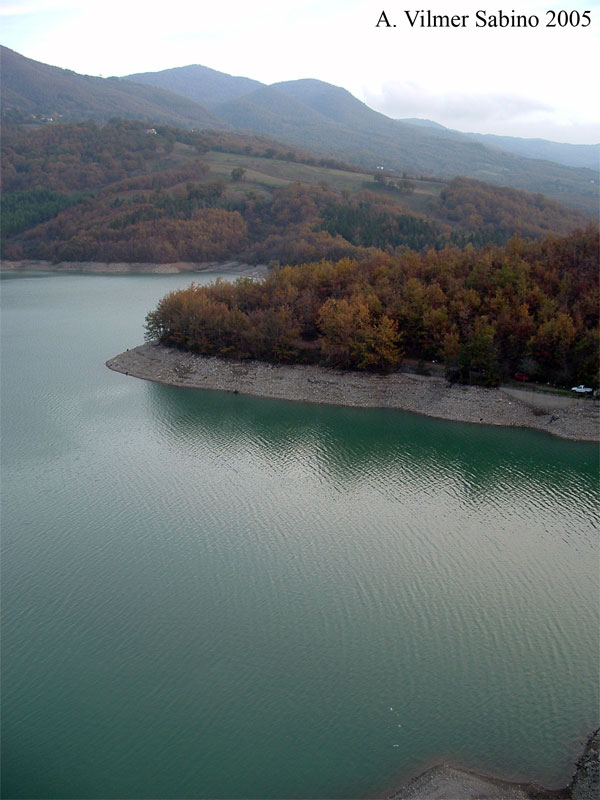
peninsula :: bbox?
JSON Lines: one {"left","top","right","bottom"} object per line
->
{"left": 106, "top": 343, "right": 599, "bottom": 443}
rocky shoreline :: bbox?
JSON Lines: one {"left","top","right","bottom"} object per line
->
{"left": 0, "top": 259, "right": 267, "bottom": 278}
{"left": 387, "top": 728, "right": 599, "bottom": 800}
{"left": 106, "top": 343, "right": 599, "bottom": 443}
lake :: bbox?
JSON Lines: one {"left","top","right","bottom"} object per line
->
{"left": 1, "top": 271, "right": 598, "bottom": 799}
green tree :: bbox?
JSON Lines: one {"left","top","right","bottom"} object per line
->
{"left": 458, "top": 318, "right": 500, "bottom": 386}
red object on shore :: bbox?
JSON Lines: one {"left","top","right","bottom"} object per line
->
{"left": 514, "top": 372, "right": 530, "bottom": 381}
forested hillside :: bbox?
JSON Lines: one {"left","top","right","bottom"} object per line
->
{"left": 0, "top": 46, "right": 224, "bottom": 129}
{"left": 145, "top": 228, "right": 599, "bottom": 388}
{"left": 209, "top": 80, "right": 598, "bottom": 214}
{"left": 3, "top": 47, "right": 597, "bottom": 214}
{"left": 433, "top": 178, "right": 587, "bottom": 246}
{"left": 463, "top": 131, "right": 600, "bottom": 171}
{"left": 1, "top": 120, "right": 588, "bottom": 265}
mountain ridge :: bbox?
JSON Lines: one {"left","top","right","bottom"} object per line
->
{"left": 397, "top": 117, "right": 600, "bottom": 170}
{"left": 126, "top": 63, "right": 264, "bottom": 107}
{"left": 0, "top": 46, "right": 227, "bottom": 130}
{"left": 2, "top": 47, "right": 597, "bottom": 214}
{"left": 122, "top": 63, "right": 598, "bottom": 213}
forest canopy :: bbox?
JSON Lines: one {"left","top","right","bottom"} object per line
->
{"left": 1, "top": 119, "right": 589, "bottom": 264}
{"left": 145, "top": 227, "right": 599, "bottom": 388}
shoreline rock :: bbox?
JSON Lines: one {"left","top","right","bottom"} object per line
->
{"left": 0, "top": 259, "right": 267, "bottom": 277}
{"left": 106, "top": 343, "right": 599, "bottom": 443}
{"left": 386, "top": 764, "right": 566, "bottom": 799}
{"left": 386, "top": 729, "right": 599, "bottom": 800}
{"left": 571, "top": 728, "right": 600, "bottom": 800}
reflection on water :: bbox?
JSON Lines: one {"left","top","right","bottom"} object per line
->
{"left": 146, "top": 380, "right": 598, "bottom": 532}
{"left": 1, "top": 273, "right": 598, "bottom": 800}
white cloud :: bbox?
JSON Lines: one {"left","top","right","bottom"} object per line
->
{"left": 363, "top": 83, "right": 555, "bottom": 127}
{"left": 361, "top": 82, "right": 600, "bottom": 142}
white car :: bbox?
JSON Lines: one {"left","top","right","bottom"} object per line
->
{"left": 571, "top": 385, "right": 593, "bottom": 393}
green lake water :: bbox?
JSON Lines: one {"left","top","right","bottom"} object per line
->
{"left": 1, "top": 272, "right": 598, "bottom": 799}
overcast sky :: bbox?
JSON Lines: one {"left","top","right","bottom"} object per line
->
{"left": 2, "top": 0, "right": 599, "bottom": 143}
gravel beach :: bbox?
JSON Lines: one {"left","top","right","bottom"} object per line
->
{"left": 106, "top": 343, "right": 599, "bottom": 443}
{"left": 387, "top": 729, "right": 599, "bottom": 800}
{"left": 386, "top": 764, "right": 554, "bottom": 799}
{"left": 1, "top": 259, "right": 267, "bottom": 277}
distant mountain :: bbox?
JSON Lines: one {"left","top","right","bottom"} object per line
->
{"left": 125, "top": 64, "right": 264, "bottom": 107}
{"left": 398, "top": 118, "right": 449, "bottom": 131}
{"left": 214, "top": 84, "right": 349, "bottom": 143}
{"left": 124, "top": 66, "right": 598, "bottom": 179}
{"left": 0, "top": 46, "right": 227, "bottom": 129}
{"left": 213, "top": 81, "right": 597, "bottom": 214}
{"left": 398, "top": 117, "right": 599, "bottom": 170}
{"left": 3, "top": 47, "right": 598, "bottom": 215}
{"left": 271, "top": 79, "right": 400, "bottom": 134}
{"left": 463, "top": 132, "right": 599, "bottom": 171}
